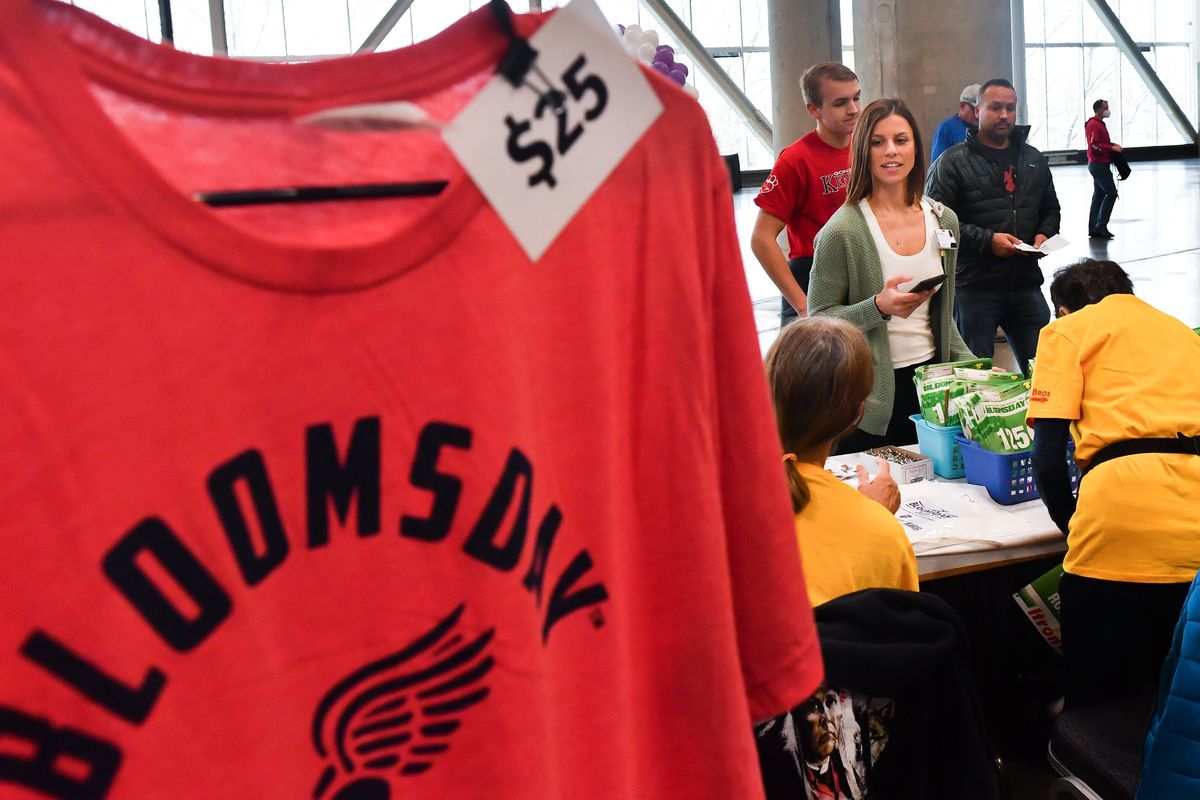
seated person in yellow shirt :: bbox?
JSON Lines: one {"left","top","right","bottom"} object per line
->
{"left": 765, "top": 317, "right": 919, "bottom": 607}
{"left": 1028, "top": 258, "right": 1200, "bottom": 709}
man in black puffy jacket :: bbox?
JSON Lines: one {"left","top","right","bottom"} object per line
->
{"left": 925, "top": 78, "right": 1059, "bottom": 376}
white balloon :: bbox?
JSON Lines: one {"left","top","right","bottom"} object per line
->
{"left": 623, "top": 24, "right": 642, "bottom": 45}
{"left": 636, "top": 42, "right": 657, "bottom": 63}
{"left": 624, "top": 42, "right": 638, "bottom": 58}
{"left": 682, "top": 84, "right": 700, "bottom": 99}
{"left": 641, "top": 29, "right": 660, "bottom": 47}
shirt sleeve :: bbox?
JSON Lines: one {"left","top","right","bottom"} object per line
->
{"left": 926, "top": 156, "right": 992, "bottom": 259}
{"left": 941, "top": 213, "right": 978, "bottom": 361}
{"left": 1036, "top": 159, "right": 1062, "bottom": 237}
{"left": 753, "top": 150, "right": 805, "bottom": 224}
{"left": 1026, "top": 326, "right": 1083, "bottom": 421}
{"left": 930, "top": 121, "right": 951, "bottom": 162}
{"left": 902, "top": 534, "right": 916, "bottom": 592}
{"left": 894, "top": 522, "right": 920, "bottom": 592}
{"left": 809, "top": 221, "right": 889, "bottom": 330}
{"left": 1086, "top": 120, "right": 1114, "bottom": 153}
{"left": 707, "top": 162, "right": 825, "bottom": 721}
{"left": 1032, "top": 417, "right": 1076, "bottom": 534}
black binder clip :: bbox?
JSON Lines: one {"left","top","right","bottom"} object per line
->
{"left": 489, "top": 0, "right": 564, "bottom": 113}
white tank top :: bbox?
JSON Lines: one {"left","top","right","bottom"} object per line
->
{"left": 859, "top": 198, "right": 944, "bottom": 368}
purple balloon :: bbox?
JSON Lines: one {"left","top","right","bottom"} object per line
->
{"left": 652, "top": 61, "right": 670, "bottom": 75}
{"left": 673, "top": 63, "right": 689, "bottom": 78}
{"left": 656, "top": 44, "right": 674, "bottom": 54}
{"left": 669, "top": 68, "right": 687, "bottom": 86}
{"left": 652, "top": 50, "right": 674, "bottom": 66}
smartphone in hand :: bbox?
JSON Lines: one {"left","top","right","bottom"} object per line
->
{"left": 908, "top": 274, "right": 947, "bottom": 293}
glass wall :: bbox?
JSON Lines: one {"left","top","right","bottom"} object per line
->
{"left": 841, "top": 0, "right": 854, "bottom": 73}
{"left": 590, "top": 0, "right": 774, "bottom": 169}
{"left": 68, "top": 0, "right": 783, "bottom": 169}
{"left": 71, "top": 0, "right": 163, "bottom": 43}
{"left": 1023, "top": 0, "right": 1197, "bottom": 150}
{"left": 68, "top": 0, "right": 1196, "bottom": 164}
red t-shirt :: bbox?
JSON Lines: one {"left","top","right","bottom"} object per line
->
{"left": 754, "top": 131, "right": 852, "bottom": 259}
{"left": 1085, "top": 117, "right": 1114, "bottom": 164}
{"left": 0, "top": 2, "right": 823, "bottom": 798}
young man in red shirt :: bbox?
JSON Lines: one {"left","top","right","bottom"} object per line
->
{"left": 1085, "top": 98, "right": 1122, "bottom": 239}
{"left": 751, "top": 63, "right": 861, "bottom": 324}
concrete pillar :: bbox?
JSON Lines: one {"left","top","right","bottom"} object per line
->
{"left": 1194, "top": 0, "right": 1200, "bottom": 132}
{"left": 767, "top": 0, "right": 841, "bottom": 154}
{"left": 852, "top": 0, "right": 1014, "bottom": 164}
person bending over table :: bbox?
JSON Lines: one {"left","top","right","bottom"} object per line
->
{"left": 809, "top": 98, "right": 974, "bottom": 455}
{"left": 765, "top": 316, "right": 918, "bottom": 607}
{"left": 1028, "top": 258, "right": 1200, "bottom": 709}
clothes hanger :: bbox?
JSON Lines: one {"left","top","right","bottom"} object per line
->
{"left": 194, "top": 0, "right": 541, "bottom": 207}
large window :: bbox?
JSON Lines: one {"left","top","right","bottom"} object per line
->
{"left": 591, "top": 0, "right": 773, "bottom": 169}
{"left": 223, "top": 0, "right": 511, "bottom": 57}
{"left": 65, "top": 1, "right": 541, "bottom": 57}
{"left": 1023, "top": 0, "right": 1197, "bottom": 150}
{"left": 69, "top": 0, "right": 783, "bottom": 169}
{"left": 840, "top": 0, "right": 854, "bottom": 73}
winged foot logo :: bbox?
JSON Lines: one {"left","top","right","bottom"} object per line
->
{"left": 312, "top": 605, "right": 494, "bottom": 799}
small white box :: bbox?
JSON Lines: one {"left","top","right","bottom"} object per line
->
{"left": 860, "top": 446, "right": 935, "bottom": 485}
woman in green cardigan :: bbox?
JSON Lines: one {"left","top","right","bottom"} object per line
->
{"left": 809, "top": 98, "right": 975, "bottom": 454}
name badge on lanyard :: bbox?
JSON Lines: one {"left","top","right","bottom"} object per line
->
{"left": 935, "top": 228, "right": 958, "bottom": 250}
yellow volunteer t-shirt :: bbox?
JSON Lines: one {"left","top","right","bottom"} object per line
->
{"left": 793, "top": 462, "right": 919, "bottom": 606}
{"left": 1027, "top": 294, "right": 1200, "bottom": 582}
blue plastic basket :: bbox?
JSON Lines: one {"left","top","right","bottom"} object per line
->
{"left": 955, "top": 434, "right": 1080, "bottom": 505}
{"left": 909, "top": 414, "right": 965, "bottom": 478}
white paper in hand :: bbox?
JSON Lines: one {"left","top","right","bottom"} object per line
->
{"left": 443, "top": 0, "right": 664, "bottom": 261}
{"left": 1014, "top": 234, "right": 1070, "bottom": 255}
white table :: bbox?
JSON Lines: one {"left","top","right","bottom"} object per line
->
{"left": 826, "top": 447, "right": 1066, "bottom": 581}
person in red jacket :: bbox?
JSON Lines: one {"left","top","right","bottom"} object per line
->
{"left": 751, "top": 62, "right": 861, "bottom": 323}
{"left": 1085, "top": 99, "right": 1122, "bottom": 239}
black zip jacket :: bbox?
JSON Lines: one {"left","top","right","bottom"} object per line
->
{"left": 756, "top": 590, "right": 1004, "bottom": 800}
{"left": 924, "top": 125, "right": 1060, "bottom": 291}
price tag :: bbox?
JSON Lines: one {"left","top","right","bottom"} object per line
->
{"left": 935, "top": 228, "right": 957, "bottom": 250}
{"left": 443, "top": 0, "right": 664, "bottom": 261}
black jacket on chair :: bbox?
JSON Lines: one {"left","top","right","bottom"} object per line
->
{"left": 925, "top": 126, "right": 1060, "bottom": 292}
{"left": 756, "top": 589, "right": 1003, "bottom": 800}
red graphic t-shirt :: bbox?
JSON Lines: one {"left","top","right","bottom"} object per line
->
{"left": 754, "top": 131, "right": 851, "bottom": 259}
{"left": 0, "top": 2, "right": 822, "bottom": 798}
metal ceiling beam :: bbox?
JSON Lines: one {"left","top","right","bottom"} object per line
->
{"left": 1010, "top": 0, "right": 1027, "bottom": 124}
{"left": 1083, "top": 0, "right": 1198, "bottom": 143}
{"left": 638, "top": 0, "right": 774, "bottom": 152}
{"left": 158, "top": 0, "right": 174, "bottom": 43}
{"left": 357, "top": 0, "right": 417, "bottom": 54}
{"left": 209, "top": 0, "right": 228, "bottom": 55}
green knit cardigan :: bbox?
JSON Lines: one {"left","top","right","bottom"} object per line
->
{"left": 808, "top": 200, "right": 975, "bottom": 436}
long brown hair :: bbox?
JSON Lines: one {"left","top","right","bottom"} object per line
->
{"left": 845, "top": 98, "right": 926, "bottom": 207}
{"left": 764, "top": 318, "right": 874, "bottom": 513}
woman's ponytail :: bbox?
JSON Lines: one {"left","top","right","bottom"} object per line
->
{"left": 783, "top": 453, "right": 811, "bottom": 513}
